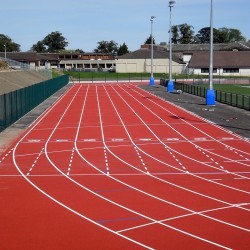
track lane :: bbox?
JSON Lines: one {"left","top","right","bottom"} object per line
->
{"left": 114, "top": 84, "right": 250, "bottom": 191}
{"left": 133, "top": 85, "right": 250, "bottom": 161}
{"left": 1, "top": 83, "right": 249, "bottom": 249}
{"left": 10, "top": 84, "right": 153, "bottom": 249}
{"left": 95, "top": 85, "right": 250, "bottom": 247}
{"left": 41, "top": 84, "right": 232, "bottom": 249}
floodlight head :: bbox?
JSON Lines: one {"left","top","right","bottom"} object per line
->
{"left": 150, "top": 16, "right": 156, "bottom": 21}
{"left": 169, "top": 1, "right": 176, "bottom": 7}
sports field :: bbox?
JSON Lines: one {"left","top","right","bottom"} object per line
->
{"left": 1, "top": 82, "right": 250, "bottom": 249}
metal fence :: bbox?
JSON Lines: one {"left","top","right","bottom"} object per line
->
{"left": 66, "top": 72, "right": 159, "bottom": 83}
{"left": 0, "top": 57, "right": 52, "bottom": 79}
{"left": 0, "top": 75, "right": 69, "bottom": 131}
{"left": 175, "top": 82, "right": 250, "bottom": 111}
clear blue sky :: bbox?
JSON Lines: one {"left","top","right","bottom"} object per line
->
{"left": 1, "top": 0, "right": 249, "bottom": 52}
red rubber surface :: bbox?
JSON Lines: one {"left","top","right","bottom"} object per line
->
{"left": 1, "top": 83, "right": 250, "bottom": 249}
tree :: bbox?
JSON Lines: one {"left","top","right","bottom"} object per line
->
{"left": 31, "top": 40, "right": 47, "bottom": 52}
{"left": 170, "top": 24, "right": 195, "bottom": 44}
{"left": 94, "top": 40, "right": 118, "bottom": 55}
{"left": 117, "top": 42, "right": 129, "bottom": 56}
{"left": 217, "top": 28, "right": 246, "bottom": 43}
{"left": 171, "top": 25, "right": 179, "bottom": 44}
{"left": 178, "top": 23, "right": 195, "bottom": 44}
{"left": 75, "top": 49, "right": 84, "bottom": 53}
{"left": 0, "top": 34, "right": 20, "bottom": 52}
{"left": 194, "top": 27, "right": 214, "bottom": 44}
{"left": 144, "top": 35, "right": 155, "bottom": 45}
{"left": 43, "top": 31, "right": 68, "bottom": 52}
{"left": 195, "top": 27, "right": 246, "bottom": 44}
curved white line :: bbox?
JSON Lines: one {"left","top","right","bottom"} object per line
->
{"left": 112, "top": 85, "right": 250, "bottom": 191}
{"left": 136, "top": 84, "right": 250, "bottom": 156}
{"left": 12, "top": 84, "right": 244, "bottom": 249}
{"left": 42, "top": 84, "right": 232, "bottom": 249}
{"left": 13, "top": 84, "right": 153, "bottom": 249}
{"left": 94, "top": 85, "right": 250, "bottom": 231}
{"left": 133, "top": 85, "right": 250, "bottom": 161}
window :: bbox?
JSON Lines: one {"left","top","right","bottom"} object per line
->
{"left": 223, "top": 68, "right": 239, "bottom": 73}
{"left": 201, "top": 68, "right": 217, "bottom": 73}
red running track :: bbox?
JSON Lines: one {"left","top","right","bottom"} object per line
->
{"left": 1, "top": 83, "right": 250, "bottom": 249}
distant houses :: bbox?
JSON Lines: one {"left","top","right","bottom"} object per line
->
{"left": 1, "top": 41, "right": 250, "bottom": 76}
{"left": 0, "top": 52, "right": 116, "bottom": 72}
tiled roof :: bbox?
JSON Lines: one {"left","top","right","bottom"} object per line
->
{"left": 118, "top": 48, "right": 184, "bottom": 64}
{"left": 0, "top": 52, "right": 39, "bottom": 61}
{"left": 159, "top": 41, "right": 250, "bottom": 52}
{"left": 188, "top": 51, "right": 250, "bottom": 68}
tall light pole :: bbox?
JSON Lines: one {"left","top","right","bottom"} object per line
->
{"left": 206, "top": 0, "right": 216, "bottom": 105}
{"left": 150, "top": 16, "right": 156, "bottom": 86}
{"left": 167, "top": 0, "right": 176, "bottom": 92}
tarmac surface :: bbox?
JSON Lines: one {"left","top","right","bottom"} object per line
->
{"left": 0, "top": 82, "right": 249, "bottom": 155}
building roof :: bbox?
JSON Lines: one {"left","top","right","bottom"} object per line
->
{"left": 118, "top": 48, "right": 184, "bottom": 64}
{"left": 159, "top": 41, "right": 250, "bottom": 52}
{"left": 188, "top": 51, "right": 250, "bottom": 68}
{"left": 0, "top": 52, "right": 39, "bottom": 62}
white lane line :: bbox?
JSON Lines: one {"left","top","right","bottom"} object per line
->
{"left": 98, "top": 85, "right": 250, "bottom": 231}
{"left": 26, "top": 148, "right": 44, "bottom": 176}
{"left": 134, "top": 86, "right": 250, "bottom": 162}
{"left": 103, "top": 147, "right": 110, "bottom": 175}
{"left": 0, "top": 148, "right": 14, "bottom": 164}
{"left": 133, "top": 146, "right": 149, "bottom": 173}
{"left": 67, "top": 147, "right": 75, "bottom": 176}
{"left": 13, "top": 84, "right": 153, "bottom": 249}
{"left": 104, "top": 84, "right": 250, "bottom": 207}
{"left": 117, "top": 85, "right": 250, "bottom": 191}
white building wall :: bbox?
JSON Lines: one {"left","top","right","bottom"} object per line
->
{"left": 116, "top": 58, "right": 184, "bottom": 74}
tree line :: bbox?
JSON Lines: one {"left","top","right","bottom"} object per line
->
{"left": 170, "top": 24, "right": 246, "bottom": 44}
{"left": 0, "top": 24, "right": 248, "bottom": 56}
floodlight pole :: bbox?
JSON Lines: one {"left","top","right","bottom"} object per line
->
{"left": 206, "top": 0, "right": 216, "bottom": 105}
{"left": 150, "top": 16, "right": 156, "bottom": 86}
{"left": 167, "top": 0, "right": 176, "bottom": 92}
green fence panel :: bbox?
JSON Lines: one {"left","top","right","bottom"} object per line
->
{"left": 175, "top": 81, "right": 250, "bottom": 111}
{"left": 0, "top": 75, "right": 69, "bottom": 132}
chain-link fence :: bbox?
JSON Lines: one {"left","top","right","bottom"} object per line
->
{"left": 0, "top": 57, "right": 52, "bottom": 79}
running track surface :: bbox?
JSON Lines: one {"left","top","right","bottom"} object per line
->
{"left": 1, "top": 83, "right": 250, "bottom": 249}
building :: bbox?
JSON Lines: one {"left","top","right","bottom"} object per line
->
{"left": 116, "top": 46, "right": 185, "bottom": 74}
{"left": 2, "top": 41, "right": 250, "bottom": 76}
{"left": 0, "top": 52, "right": 58, "bottom": 69}
{"left": 57, "top": 53, "right": 115, "bottom": 71}
{"left": 0, "top": 52, "right": 116, "bottom": 71}
{"left": 187, "top": 51, "right": 250, "bottom": 76}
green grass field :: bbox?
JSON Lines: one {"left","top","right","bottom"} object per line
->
{"left": 60, "top": 71, "right": 250, "bottom": 96}
{"left": 195, "top": 84, "right": 250, "bottom": 96}
{"left": 63, "top": 71, "right": 166, "bottom": 81}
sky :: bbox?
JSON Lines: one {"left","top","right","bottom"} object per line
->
{"left": 1, "top": 0, "right": 249, "bottom": 52}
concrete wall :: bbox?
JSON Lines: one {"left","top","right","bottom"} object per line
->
{"left": 0, "top": 71, "right": 50, "bottom": 95}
